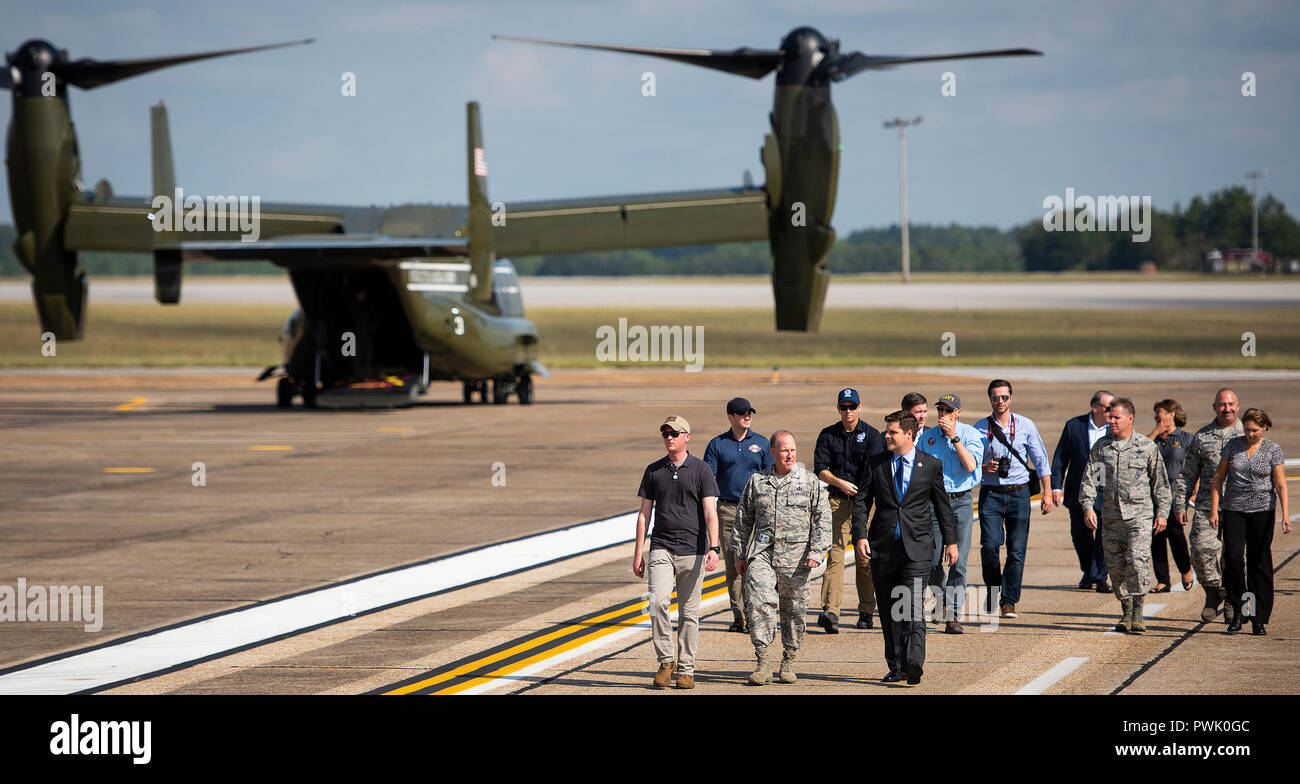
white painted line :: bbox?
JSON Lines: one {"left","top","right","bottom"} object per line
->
{"left": 1016, "top": 656, "right": 1090, "bottom": 695}
{"left": 1103, "top": 602, "right": 1166, "bottom": 636}
{"left": 1015, "top": 656, "right": 1089, "bottom": 695}
{"left": 0, "top": 511, "right": 640, "bottom": 695}
{"left": 458, "top": 592, "right": 731, "bottom": 695}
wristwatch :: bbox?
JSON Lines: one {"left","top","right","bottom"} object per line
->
{"left": 950, "top": 436, "right": 961, "bottom": 445}
{"left": 709, "top": 546, "right": 721, "bottom": 554}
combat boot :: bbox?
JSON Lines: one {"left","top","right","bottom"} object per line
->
{"left": 748, "top": 647, "right": 773, "bottom": 686}
{"left": 778, "top": 650, "right": 797, "bottom": 684}
{"left": 1114, "top": 597, "right": 1133, "bottom": 633}
{"left": 1129, "top": 596, "right": 1146, "bottom": 633}
{"left": 1200, "top": 586, "right": 1222, "bottom": 623}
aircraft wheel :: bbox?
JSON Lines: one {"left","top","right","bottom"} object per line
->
{"left": 276, "top": 377, "right": 295, "bottom": 408}
{"left": 463, "top": 382, "right": 474, "bottom": 404}
{"left": 517, "top": 374, "right": 533, "bottom": 405}
{"left": 301, "top": 382, "right": 319, "bottom": 409}
{"left": 491, "top": 379, "right": 511, "bottom": 405}
{"left": 478, "top": 381, "right": 489, "bottom": 404}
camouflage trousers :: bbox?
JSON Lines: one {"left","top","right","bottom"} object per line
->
{"left": 1187, "top": 507, "right": 1222, "bottom": 589}
{"left": 1102, "top": 516, "right": 1154, "bottom": 599}
{"left": 743, "top": 547, "right": 812, "bottom": 654}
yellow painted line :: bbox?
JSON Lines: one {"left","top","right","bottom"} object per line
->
{"left": 103, "top": 467, "right": 155, "bottom": 474}
{"left": 388, "top": 576, "right": 727, "bottom": 695}
{"left": 377, "top": 427, "right": 413, "bottom": 433}
{"left": 114, "top": 397, "right": 146, "bottom": 411}
{"left": 437, "top": 585, "right": 730, "bottom": 695}
{"left": 249, "top": 445, "right": 294, "bottom": 451}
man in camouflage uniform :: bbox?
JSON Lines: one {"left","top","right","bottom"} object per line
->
{"left": 1172, "top": 387, "right": 1243, "bottom": 622}
{"left": 733, "top": 430, "right": 832, "bottom": 685}
{"left": 1079, "top": 398, "right": 1171, "bottom": 634}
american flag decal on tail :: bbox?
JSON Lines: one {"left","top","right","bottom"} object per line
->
{"left": 473, "top": 147, "right": 487, "bottom": 177}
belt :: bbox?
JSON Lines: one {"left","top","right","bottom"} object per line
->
{"left": 984, "top": 483, "right": 1027, "bottom": 494}
{"left": 947, "top": 490, "right": 973, "bottom": 499}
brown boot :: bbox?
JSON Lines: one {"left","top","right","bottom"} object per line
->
{"left": 1114, "top": 597, "right": 1133, "bottom": 633}
{"left": 674, "top": 672, "right": 695, "bottom": 690}
{"left": 748, "top": 647, "right": 772, "bottom": 685}
{"left": 652, "top": 661, "right": 676, "bottom": 689}
{"left": 778, "top": 650, "right": 798, "bottom": 684}
{"left": 1129, "top": 596, "right": 1146, "bottom": 633}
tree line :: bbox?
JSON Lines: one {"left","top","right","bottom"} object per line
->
{"left": 2, "top": 186, "right": 1295, "bottom": 278}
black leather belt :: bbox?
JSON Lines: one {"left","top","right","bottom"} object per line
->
{"left": 984, "top": 483, "right": 1027, "bottom": 494}
{"left": 947, "top": 490, "right": 972, "bottom": 499}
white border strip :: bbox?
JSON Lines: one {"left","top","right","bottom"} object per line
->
{"left": 1015, "top": 656, "right": 1089, "bottom": 695}
{"left": 0, "top": 513, "right": 638, "bottom": 695}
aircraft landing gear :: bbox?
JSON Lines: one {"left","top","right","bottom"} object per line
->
{"left": 462, "top": 380, "right": 490, "bottom": 403}
{"left": 276, "top": 377, "right": 295, "bottom": 408}
{"left": 491, "top": 378, "right": 514, "bottom": 405}
{"left": 516, "top": 373, "right": 533, "bottom": 405}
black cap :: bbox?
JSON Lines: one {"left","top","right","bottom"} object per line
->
{"left": 726, "top": 397, "right": 755, "bottom": 415}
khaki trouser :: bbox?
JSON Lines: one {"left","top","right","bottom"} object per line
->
{"left": 717, "top": 500, "right": 745, "bottom": 625}
{"left": 818, "top": 494, "right": 875, "bottom": 618}
{"left": 647, "top": 548, "right": 706, "bottom": 676}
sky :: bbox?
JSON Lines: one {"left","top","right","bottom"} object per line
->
{"left": 2, "top": 0, "right": 1296, "bottom": 234}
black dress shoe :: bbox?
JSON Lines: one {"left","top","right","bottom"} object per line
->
{"left": 1077, "top": 577, "right": 1094, "bottom": 590}
{"left": 882, "top": 670, "right": 904, "bottom": 683}
{"left": 1252, "top": 622, "right": 1267, "bottom": 636}
{"left": 905, "top": 662, "right": 923, "bottom": 685}
{"left": 856, "top": 615, "right": 873, "bottom": 629}
{"left": 728, "top": 620, "right": 747, "bottom": 633}
{"left": 1094, "top": 579, "right": 1111, "bottom": 593}
{"left": 818, "top": 612, "right": 839, "bottom": 634}
{"left": 1226, "top": 617, "right": 1243, "bottom": 634}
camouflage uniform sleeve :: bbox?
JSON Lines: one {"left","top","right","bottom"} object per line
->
{"left": 1172, "top": 437, "right": 1201, "bottom": 515}
{"left": 1150, "top": 443, "right": 1171, "bottom": 517}
{"left": 1078, "top": 441, "right": 1102, "bottom": 509}
{"left": 732, "top": 474, "right": 757, "bottom": 560}
{"left": 809, "top": 473, "right": 832, "bottom": 557}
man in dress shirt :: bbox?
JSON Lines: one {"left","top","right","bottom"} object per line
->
{"left": 974, "top": 379, "right": 1054, "bottom": 619}
{"left": 1051, "top": 391, "right": 1115, "bottom": 593}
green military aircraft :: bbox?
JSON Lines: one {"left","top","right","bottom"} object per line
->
{"left": 3, "top": 30, "right": 1038, "bottom": 408}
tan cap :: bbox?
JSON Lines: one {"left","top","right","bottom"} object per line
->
{"left": 660, "top": 415, "right": 691, "bottom": 434}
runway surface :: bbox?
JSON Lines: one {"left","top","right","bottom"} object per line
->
{"left": 1, "top": 367, "right": 1296, "bottom": 694}
{"left": 2, "top": 277, "right": 1298, "bottom": 309}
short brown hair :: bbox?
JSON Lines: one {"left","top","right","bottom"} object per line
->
{"left": 901, "top": 392, "right": 927, "bottom": 410}
{"left": 1153, "top": 399, "right": 1187, "bottom": 428}
{"left": 988, "top": 379, "right": 1013, "bottom": 397}
{"left": 884, "top": 409, "right": 918, "bottom": 436}
{"left": 1109, "top": 398, "right": 1135, "bottom": 417}
{"left": 1240, "top": 407, "right": 1272, "bottom": 430}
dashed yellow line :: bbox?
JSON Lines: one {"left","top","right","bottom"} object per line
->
{"left": 249, "top": 445, "right": 294, "bottom": 451}
{"left": 114, "top": 397, "right": 146, "bottom": 411}
{"left": 103, "top": 467, "right": 155, "bottom": 473}
{"left": 377, "top": 427, "right": 413, "bottom": 433}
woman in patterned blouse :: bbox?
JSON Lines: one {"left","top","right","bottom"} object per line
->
{"left": 1210, "top": 408, "right": 1291, "bottom": 635}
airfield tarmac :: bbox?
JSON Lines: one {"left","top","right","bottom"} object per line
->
{"left": 1, "top": 367, "right": 1297, "bottom": 695}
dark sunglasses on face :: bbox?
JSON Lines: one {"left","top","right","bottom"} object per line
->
{"left": 990, "top": 394, "right": 1010, "bottom": 402}
{"left": 936, "top": 405, "right": 954, "bottom": 414}
{"left": 661, "top": 430, "right": 684, "bottom": 438}
{"left": 839, "top": 404, "right": 858, "bottom": 411}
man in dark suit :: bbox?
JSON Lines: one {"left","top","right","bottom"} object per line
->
{"left": 853, "top": 410, "right": 958, "bottom": 685}
{"left": 1050, "top": 391, "right": 1114, "bottom": 592}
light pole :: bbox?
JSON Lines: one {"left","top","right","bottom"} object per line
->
{"left": 1246, "top": 169, "right": 1268, "bottom": 270}
{"left": 884, "top": 116, "right": 922, "bottom": 283}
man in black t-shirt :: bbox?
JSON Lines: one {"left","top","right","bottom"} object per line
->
{"left": 634, "top": 415, "right": 720, "bottom": 690}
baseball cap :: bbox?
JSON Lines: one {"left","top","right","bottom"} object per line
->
{"left": 838, "top": 388, "right": 861, "bottom": 406}
{"left": 726, "top": 397, "right": 756, "bottom": 415}
{"left": 661, "top": 415, "right": 691, "bottom": 434}
{"left": 937, "top": 393, "right": 962, "bottom": 410}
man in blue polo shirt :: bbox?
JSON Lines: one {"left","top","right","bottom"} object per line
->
{"left": 917, "top": 393, "right": 984, "bottom": 633}
{"left": 975, "top": 379, "right": 1055, "bottom": 619}
{"left": 704, "top": 397, "right": 773, "bottom": 633}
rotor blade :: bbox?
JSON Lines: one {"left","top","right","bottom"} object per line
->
{"left": 50, "top": 39, "right": 314, "bottom": 89}
{"left": 825, "top": 47, "right": 1041, "bottom": 81}
{"left": 493, "top": 34, "right": 783, "bottom": 79}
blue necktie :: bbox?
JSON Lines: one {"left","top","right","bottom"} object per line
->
{"left": 893, "top": 457, "right": 905, "bottom": 540}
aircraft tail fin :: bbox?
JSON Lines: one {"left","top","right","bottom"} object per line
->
{"left": 466, "top": 101, "right": 495, "bottom": 302}
{"left": 150, "top": 101, "right": 183, "bottom": 304}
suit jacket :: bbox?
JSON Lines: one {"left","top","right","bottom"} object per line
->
{"left": 851, "top": 449, "right": 957, "bottom": 563}
{"left": 1051, "top": 413, "right": 1096, "bottom": 507}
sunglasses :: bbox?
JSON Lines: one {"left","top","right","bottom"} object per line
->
{"left": 936, "top": 405, "right": 954, "bottom": 413}
{"left": 661, "top": 429, "right": 684, "bottom": 438}
{"left": 989, "top": 394, "right": 1010, "bottom": 402}
{"left": 838, "top": 404, "right": 858, "bottom": 411}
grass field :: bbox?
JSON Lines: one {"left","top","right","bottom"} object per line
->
{"left": 2, "top": 302, "right": 1295, "bottom": 369}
